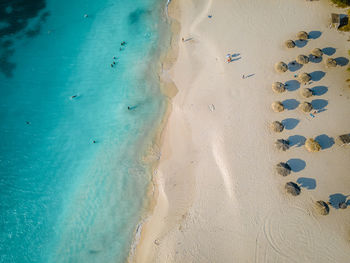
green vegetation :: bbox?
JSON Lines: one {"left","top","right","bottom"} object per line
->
{"left": 331, "top": 0, "right": 350, "bottom": 7}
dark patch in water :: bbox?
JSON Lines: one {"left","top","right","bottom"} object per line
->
{"left": 128, "top": 8, "right": 150, "bottom": 25}
{"left": 0, "top": 48, "right": 16, "bottom": 77}
{"left": 89, "top": 249, "right": 101, "bottom": 254}
{"left": 0, "top": 0, "right": 48, "bottom": 77}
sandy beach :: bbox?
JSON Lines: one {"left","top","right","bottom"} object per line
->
{"left": 134, "top": 0, "right": 350, "bottom": 262}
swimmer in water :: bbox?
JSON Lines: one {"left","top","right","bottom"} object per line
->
{"left": 111, "top": 64, "right": 113, "bottom": 67}
{"left": 71, "top": 95, "right": 77, "bottom": 99}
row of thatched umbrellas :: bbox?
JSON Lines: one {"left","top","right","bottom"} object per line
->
{"left": 275, "top": 57, "right": 337, "bottom": 73}
{"left": 270, "top": 31, "right": 331, "bottom": 214}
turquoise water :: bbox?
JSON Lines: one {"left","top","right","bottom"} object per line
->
{"left": 0, "top": 0, "right": 168, "bottom": 262}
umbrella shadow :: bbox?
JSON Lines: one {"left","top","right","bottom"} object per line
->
{"left": 281, "top": 118, "right": 300, "bottom": 130}
{"left": 288, "top": 135, "right": 306, "bottom": 147}
{"left": 287, "top": 158, "right": 306, "bottom": 172}
{"left": 245, "top": 73, "right": 255, "bottom": 78}
{"left": 308, "top": 31, "right": 322, "bottom": 39}
{"left": 311, "top": 99, "right": 328, "bottom": 110}
{"left": 329, "top": 193, "right": 349, "bottom": 209}
{"left": 315, "top": 134, "right": 334, "bottom": 149}
{"left": 309, "top": 55, "right": 322, "bottom": 64}
{"left": 288, "top": 61, "right": 303, "bottom": 72}
{"left": 285, "top": 80, "right": 300, "bottom": 91}
{"left": 310, "top": 71, "right": 326, "bottom": 81}
{"left": 231, "top": 57, "right": 241, "bottom": 62}
{"left": 335, "top": 57, "right": 349, "bottom": 67}
{"left": 232, "top": 53, "right": 240, "bottom": 57}
{"left": 295, "top": 39, "right": 308, "bottom": 48}
{"left": 311, "top": 86, "right": 328, "bottom": 96}
{"left": 297, "top": 177, "right": 316, "bottom": 190}
{"left": 282, "top": 99, "right": 300, "bottom": 110}
{"left": 322, "top": 47, "right": 336, "bottom": 56}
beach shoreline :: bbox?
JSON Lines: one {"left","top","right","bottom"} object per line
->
{"left": 127, "top": 1, "right": 181, "bottom": 261}
{"left": 133, "top": 0, "right": 350, "bottom": 262}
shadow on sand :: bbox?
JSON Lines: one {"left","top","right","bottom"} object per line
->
{"left": 287, "top": 158, "right": 306, "bottom": 172}
{"left": 282, "top": 99, "right": 300, "bottom": 110}
{"left": 282, "top": 118, "right": 300, "bottom": 130}
{"left": 315, "top": 134, "right": 334, "bottom": 149}
{"left": 288, "top": 135, "right": 306, "bottom": 147}
{"left": 297, "top": 177, "right": 316, "bottom": 189}
{"left": 311, "top": 86, "right": 328, "bottom": 96}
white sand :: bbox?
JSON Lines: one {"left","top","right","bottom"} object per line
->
{"left": 134, "top": 0, "right": 350, "bottom": 262}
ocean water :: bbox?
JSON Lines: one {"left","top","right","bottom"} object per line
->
{"left": 0, "top": 0, "right": 169, "bottom": 262}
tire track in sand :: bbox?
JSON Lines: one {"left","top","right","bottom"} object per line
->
{"left": 255, "top": 206, "right": 321, "bottom": 263}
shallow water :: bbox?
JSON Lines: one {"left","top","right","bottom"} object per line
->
{"left": 0, "top": 0, "right": 168, "bottom": 262}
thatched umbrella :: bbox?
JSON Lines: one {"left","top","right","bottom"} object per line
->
{"left": 271, "top": 101, "right": 284, "bottom": 112}
{"left": 298, "top": 101, "right": 313, "bottom": 113}
{"left": 297, "top": 73, "right": 311, "bottom": 84}
{"left": 296, "top": 54, "right": 309, "bottom": 64}
{"left": 336, "top": 134, "right": 350, "bottom": 146}
{"left": 325, "top": 57, "right": 337, "bottom": 68}
{"left": 270, "top": 121, "right": 284, "bottom": 132}
{"left": 315, "top": 200, "right": 329, "bottom": 215}
{"left": 275, "top": 139, "right": 289, "bottom": 151}
{"left": 275, "top": 162, "right": 291, "bottom": 176}
{"left": 285, "top": 182, "right": 301, "bottom": 196}
{"left": 305, "top": 138, "right": 321, "bottom": 152}
{"left": 311, "top": 48, "right": 323, "bottom": 58}
{"left": 339, "top": 202, "right": 347, "bottom": 209}
{"left": 272, "top": 82, "right": 286, "bottom": 93}
{"left": 285, "top": 40, "right": 295, "bottom": 48}
{"left": 299, "top": 88, "right": 313, "bottom": 98}
{"left": 274, "top": 62, "right": 288, "bottom": 73}
{"left": 296, "top": 31, "right": 308, "bottom": 40}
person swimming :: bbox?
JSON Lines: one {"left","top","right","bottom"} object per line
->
{"left": 121, "top": 41, "right": 126, "bottom": 46}
{"left": 127, "top": 106, "right": 137, "bottom": 110}
{"left": 71, "top": 95, "right": 77, "bottom": 99}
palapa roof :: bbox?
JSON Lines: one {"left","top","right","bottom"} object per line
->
{"left": 300, "top": 88, "right": 313, "bottom": 98}
{"left": 274, "top": 61, "right": 288, "bottom": 73}
{"left": 272, "top": 82, "right": 286, "bottom": 93}
{"left": 305, "top": 138, "right": 321, "bottom": 152}
{"left": 285, "top": 182, "right": 301, "bottom": 196}
{"left": 315, "top": 201, "right": 330, "bottom": 215}
{"left": 325, "top": 57, "right": 337, "bottom": 67}
{"left": 271, "top": 101, "right": 284, "bottom": 112}
{"left": 311, "top": 48, "right": 323, "bottom": 57}
{"left": 331, "top": 13, "right": 340, "bottom": 24}
{"left": 275, "top": 139, "right": 289, "bottom": 151}
{"left": 271, "top": 121, "right": 284, "bottom": 132}
{"left": 296, "top": 54, "right": 309, "bottom": 64}
{"left": 296, "top": 31, "right": 308, "bottom": 40}
{"left": 275, "top": 162, "right": 291, "bottom": 176}
{"left": 339, "top": 202, "right": 347, "bottom": 209}
{"left": 336, "top": 134, "right": 350, "bottom": 146}
{"left": 299, "top": 101, "right": 313, "bottom": 112}
{"left": 285, "top": 40, "right": 295, "bottom": 48}
{"left": 297, "top": 72, "right": 311, "bottom": 84}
